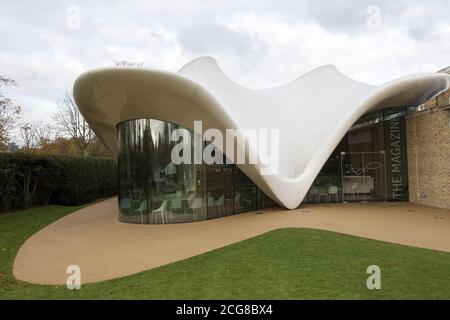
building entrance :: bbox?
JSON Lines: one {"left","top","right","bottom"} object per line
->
{"left": 340, "top": 151, "right": 387, "bottom": 202}
{"left": 305, "top": 108, "right": 408, "bottom": 205}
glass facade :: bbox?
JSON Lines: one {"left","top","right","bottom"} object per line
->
{"left": 305, "top": 108, "right": 409, "bottom": 203}
{"left": 117, "top": 118, "right": 276, "bottom": 224}
{"left": 117, "top": 108, "right": 409, "bottom": 224}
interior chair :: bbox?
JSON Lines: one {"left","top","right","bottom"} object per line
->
{"left": 328, "top": 186, "right": 339, "bottom": 202}
{"left": 152, "top": 200, "right": 168, "bottom": 224}
{"left": 234, "top": 193, "right": 241, "bottom": 212}
{"left": 134, "top": 200, "right": 149, "bottom": 224}
{"left": 309, "top": 186, "right": 319, "bottom": 203}
{"left": 189, "top": 197, "right": 204, "bottom": 221}
{"left": 318, "top": 186, "right": 329, "bottom": 203}
{"left": 351, "top": 182, "right": 358, "bottom": 199}
{"left": 242, "top": 197, "right": 253, "bottom": 211}
{"left": 215, "top": 195, "right": 225, "bottom": 216}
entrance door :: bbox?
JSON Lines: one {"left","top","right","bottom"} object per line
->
{"left": 340, "top": 151, "right": 387, "bottom": 202}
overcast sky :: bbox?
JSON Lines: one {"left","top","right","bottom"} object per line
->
{"left": 1, "top": 0, "right": 449, "bottom": 126}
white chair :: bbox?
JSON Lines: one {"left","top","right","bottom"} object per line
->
{"left": 215, "top": 195, "right": 225, "bottom": 216}
{"left": 152, "top": 200, "right": 168, "bottom": 224}
{"left": 351, "top": 182, "right": 358, "bottom": 199}
{"left": 309, "top": 186, "right": 319, "bottom": 203}
{"left": 243, "top": 196, "right": 253, "bottom": 211}
{"left": 318, "top": 188, "right": 329, "bottom": 203}
{"left": 134, "top": 200, "right": 149, "bottom": 224}
{"left": 328, "top": 186, "right": 339, "bottom": 202}
{"left": 234, "top": 193, "right": 241, "bottom": 212}
{"left": 189, "top": 197, "right": 204, "bottom": 221}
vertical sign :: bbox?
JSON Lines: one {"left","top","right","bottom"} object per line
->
{"left": 384, "top": 110, "right": 408, "bottom": 201}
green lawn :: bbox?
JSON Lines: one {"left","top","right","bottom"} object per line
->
{"left": 1, "top": 204, "right": 450, "bottom": 299}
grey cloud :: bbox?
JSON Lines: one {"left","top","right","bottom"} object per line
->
{"left": 177, "top": 23, "right": 268, "bottom": 68}
{"left": 0, "top": 0, "right": 449, "bottom": 127}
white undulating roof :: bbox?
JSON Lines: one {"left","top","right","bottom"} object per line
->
{"left": 73, "top": 57, "right": 450, "bottom": 209}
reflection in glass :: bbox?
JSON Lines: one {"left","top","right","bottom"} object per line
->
{"left": 235, "top": 167, "right": 259, "bottom": 213}
{"left": 118, "top": 119, "right": 207, "bottom": 224}
{"left": 117, "top": 118, "right": 276, "bottom": 224}
{"left": 206, "top": 162, "right": 235, "bottom": 219}
{"left": 305, "top": 108, "right": 408, "bottom": 204}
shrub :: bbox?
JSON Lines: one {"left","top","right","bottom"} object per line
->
{"left": 0, "top": 153, "right": 117, "bottom": 212}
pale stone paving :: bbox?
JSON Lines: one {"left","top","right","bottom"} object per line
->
{"left": 13, "top": 197, "right": 450, "bottom": 285}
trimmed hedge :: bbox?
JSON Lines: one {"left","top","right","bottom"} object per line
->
{"left": 0, "top": 153, "right": 117, "bottom": 213}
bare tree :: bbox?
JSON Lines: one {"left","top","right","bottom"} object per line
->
{"left": 54, "top": 90, "right": 94, "bottom": 156}
{"left": 0, "top": 75, "right": 21, "bottom": 147}
{"left": 20, "top": 123, "right": 38, "bottom": 150}
{"left": 35, "top": 122, "right": 56, "bottom": 153}
{"left": 19, "top": 121, "right": 56, "bottom": 153}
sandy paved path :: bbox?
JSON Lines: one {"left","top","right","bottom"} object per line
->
{"left": 13, "top": 198, "right": 450, "bottom": 285}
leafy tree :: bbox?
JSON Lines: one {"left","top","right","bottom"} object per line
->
{"left": 43, "top": 136, "right": 74, "bottom": 155}
{"left": 87, "top": 136, "right": 110, "bottom": 157}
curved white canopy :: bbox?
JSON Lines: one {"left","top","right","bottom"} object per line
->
{"left": 73, "top": 57, "right": 450, "bottom": 209}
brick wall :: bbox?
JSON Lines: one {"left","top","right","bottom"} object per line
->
{"left": 424, "top": 86, "right": 450, "bottom": 109}
{"left": 406, "top": 109, "right": 450, "bottom": 209}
